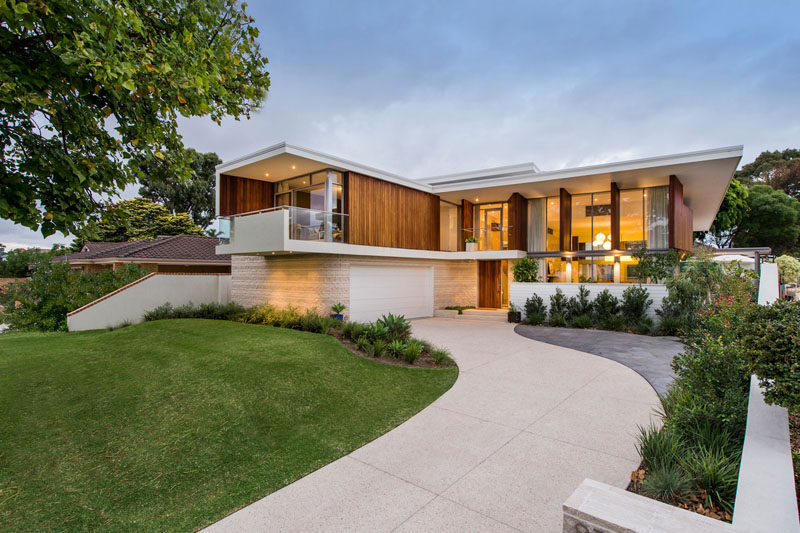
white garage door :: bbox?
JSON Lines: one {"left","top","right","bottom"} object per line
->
{"left": 349, "top": 265, "right": 434, "bottom": 323}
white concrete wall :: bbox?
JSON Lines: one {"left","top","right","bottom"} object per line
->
{"left": 510, "top": 282, "right": 668, "bottom": 319}
{"left": 757, "top": 262, "right": 779, "bottom": 305}
{"left": 67, "top": 274, "right": 232, "bottom": 331}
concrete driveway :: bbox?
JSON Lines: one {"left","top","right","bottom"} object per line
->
{"left": 205, "top": 318, "right": 659, "bottom": 532}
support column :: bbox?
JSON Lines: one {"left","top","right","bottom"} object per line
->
{"left": 565, "top": 257, "right": 573, "bottom": 283}
{"left": 614, "top": 256, "right": 621, "bottom": 283}
{"left": 611, "top": 182, "right": 620, "bottom": 250}
{"left": 559, "top": 188, "right": 572, "bottom": 251}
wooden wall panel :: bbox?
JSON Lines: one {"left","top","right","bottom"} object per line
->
{"left": 669, "top": 175, "right": 694, "bottom": 252}
{"left": 344, "top": 172, "right": 440, "bottom": 250}
{"left": 559, "top": 188, "right": 572, "bottom": 251}
{"left": 507, "top": 192, "right": 528, "bottom": 251}
{"left": 478, "top": 260, "right": 501, "bottom": 308}
{"left": 460, "top": 199, "right": 474, "bottom": 251}
{"left": 218, "top": 174, "right": 274, "bottom": 216}
{"left": 610, "top": 182, "right": 620, "bottom": 250}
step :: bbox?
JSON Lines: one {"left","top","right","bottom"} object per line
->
{"left": 461, "top": 308, "right": 508, "bottom": 317}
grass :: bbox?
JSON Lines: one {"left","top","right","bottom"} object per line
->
{"left": 0, "top": 319, "right": 457, "bottom": 531}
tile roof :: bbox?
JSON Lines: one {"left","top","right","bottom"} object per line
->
{"left": 57, "top": 235, "right": 230, "bottom": 263}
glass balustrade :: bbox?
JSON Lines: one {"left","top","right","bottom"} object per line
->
{"left": 462, "top": 226, "right": 511, "bottom": 251}
{"left": 217, "top": 206, "right": 347, "bottom": 244}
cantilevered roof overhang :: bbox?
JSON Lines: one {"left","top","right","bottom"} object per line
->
{"left": 423, "top": 145, "right": 743, "bottom": 231}
{"left": 217, "top": 142, "right": 742, "bottom": 233}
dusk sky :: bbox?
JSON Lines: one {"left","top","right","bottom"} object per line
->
{"left": 3, "top": 0, "right": 799, "bottom": 248}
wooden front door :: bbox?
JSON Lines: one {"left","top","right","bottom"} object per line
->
{"left": 478, "top": 260, "right": 502, "bottom": 308}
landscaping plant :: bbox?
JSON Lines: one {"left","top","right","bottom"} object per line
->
{"left": 523, "top": 294, "right": 547, "bottom": 325}
{"left": 566, "top": 285, "right": 593, "bottom": 318}
{"left": 432, "top": 347, "right": 454, "bottom": 366}
{"left": 512, "top": 257, "right": 540, "bottom": 283}
{"left": 403, "top": 340, "right": 424, "bottom": 364}
{"left": 375, "top": 313, "right": 412, "bottom": 341}
{"left": 592, "top": 289, "right": 621, "bottom": 329}
{"left": 621, "top": 285, "right": 652, "bottom": 327}
{"left": 386, "top": 340, "right": 406, "bottom": 359}
{"left": 548, "top": 288, "right": 569, "bottom": 319}
{"left": 776, "top": 254, "right": 800, "bottom": 284}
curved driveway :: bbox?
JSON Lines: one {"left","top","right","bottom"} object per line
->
{"left": 206, "top": 318, "right": 659, "bottom": 532}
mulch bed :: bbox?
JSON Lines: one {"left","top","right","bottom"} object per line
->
{"left": 627, "top": 465, "right": 732, "bottom": 523}
{"left": 328, "top": 330, "right": 454, "bottom": 369}
{"left": 790, "top": 411, "right": 800, "bottom": 513}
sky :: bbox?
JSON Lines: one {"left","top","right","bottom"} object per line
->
{"left": 3, "top": 0, "right": 799, "bottom": 249}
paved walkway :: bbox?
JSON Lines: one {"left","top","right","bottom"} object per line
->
{"left": 514, "top": 325, "right": 682, "bottom": 397}
{"left": 205, "top": 318, "right": 659, "bottom": 532}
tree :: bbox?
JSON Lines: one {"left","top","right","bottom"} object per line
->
{"left": 89, "top": 198, "right": 204, "bottom": 242}
{"left": 0, "top": 1, "right": 269, "bottom": 237}
{"left": 735, "top": 148, "right": 800, "bottom": 196}
{"left": 136, "top": 148, "right": 221, "bottom": 229}
{"left": 733, "top": 185, "right": 800, "bottom": 255}
{"left": 0, "top": 244, "right": 68, "bottom": 277}
{"left": 775, "top": 254, "right": 800, "bottom": 284}
{"left": 702, "top": 179, "right": 750, "bottom": 248}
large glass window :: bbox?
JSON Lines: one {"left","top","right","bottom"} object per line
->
{"left": 620, "top": 189, "right": 645, "bottom": 250}
{"left": 546, "top": 197, "right": 560, "bottom": 251}
{"left": 527, "top": 198, "right": 546, "bottom": 252}
{"left": 572, "top": 193, "right": 609, "bottom": 250}
{"left": 645, "top": 186, "right": 669, "bottom": 249}
{"left": 440, "top": 201, "right": 459, "bottom": 251}
{"left": 472, "top": 202, "right": 508, "bottom": 250}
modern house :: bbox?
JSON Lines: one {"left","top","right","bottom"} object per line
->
{"left": 57, "top": 235, "right": 231, "bottom": 274}
{"left": 216, "top": 142, "right": 742, "bottom": 321}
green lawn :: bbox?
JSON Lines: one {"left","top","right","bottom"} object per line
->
{"left": 0, "top": 319, "right": 457, "bottom": 531}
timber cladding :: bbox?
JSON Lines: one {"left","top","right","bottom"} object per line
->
{"left": 507, "top": 192, "right": 528, "bottom": 251}
{"left": 344, "top": 172, "right": 440, "bottom": 250}
{"left": 219, "top": 174, "right": 274, "bottom": 216}
{"left": 668, "top": 175, "right": 694, "bottom": 252}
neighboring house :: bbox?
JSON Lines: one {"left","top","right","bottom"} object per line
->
{"left": 56, "top": 235, "right": 231, "bottom": 274}
{"left": 215, "top": 142, "right": 742, "bottom": 321}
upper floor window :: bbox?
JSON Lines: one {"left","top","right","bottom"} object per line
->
{"left": 572, "top": 192, "right": 611, "bottom": 251}
{"left": 620, "top": 186, "right": 669, "bottom": 250}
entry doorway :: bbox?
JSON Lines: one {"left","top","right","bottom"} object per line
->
{"left": 478, "top": 260, "right": 509, "bottom": 308}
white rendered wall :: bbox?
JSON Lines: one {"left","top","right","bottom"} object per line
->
{"left": 67, "top": 274, "right": 231, "bottom": 331}
{"left": 757, "top": 262, "right": 779, "bottom": 305}
{"left": 509, "top": 282, "right": 668, "bottom": 319}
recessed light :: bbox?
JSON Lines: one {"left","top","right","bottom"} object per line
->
{"left": 475, "top": 198, "right": 479, "bottom": 202}
{"left": 291, "top": 165, "right": 296, "bottom": 170}
{"left": 265, "top": 172, "right": 270, "bottom": 177}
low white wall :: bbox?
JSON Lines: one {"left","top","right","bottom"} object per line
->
{"left": 509, "top": 282, "right": 668, "bottom": 319}
{"left": 757, "top": 262, "right": 779, "bottom": 305}
{"left": 67, "top": 274, "right": 232, "bottom": 332}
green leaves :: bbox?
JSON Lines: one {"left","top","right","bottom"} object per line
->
{"left": 0, "top": 0, "right": 270, "bottom": 236}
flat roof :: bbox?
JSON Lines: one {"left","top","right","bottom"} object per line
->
{"left": 218, "top": 143, "right": 743, "bottom": 231}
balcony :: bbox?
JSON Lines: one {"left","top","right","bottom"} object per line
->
{"left": 217, "top": 206, "right": 347, "bottom": 254}
{"left": 462, "top": 226, "right": 512, "bottom": 251}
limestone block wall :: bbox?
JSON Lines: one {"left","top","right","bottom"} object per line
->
{"left": 230, "top": 254, "right": 478, "bottom": 317}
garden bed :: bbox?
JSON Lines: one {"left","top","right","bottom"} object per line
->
{"left": 791, "top": 411, "right": 800, "bottom": 513}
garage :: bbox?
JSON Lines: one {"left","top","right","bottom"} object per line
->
{"left": 349, "top": 265, "right": 434, "bottom": 323}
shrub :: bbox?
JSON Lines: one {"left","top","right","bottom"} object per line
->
{"left": 1, "top": 261, "right": 149, "bottom": 331}
{"left": 365, "top": 323, "right": 390, "bottom": 343}
{"left": 634, "top": 316, "right": 654, "bottom": 335}
{"left": 680, "top": 447, "right": 741, "bottom": 514}
{"left": 144, "top": 301, "right": 245, "bottom": 322}
{"left": 548, "top": 312, "right": 567, "bottom": 327}
{"left": 658, "top": 316, "right": 683, "bottom": 336}
{"left": 524, "top": 294, "right": 547, "bottom": 325}
{"left": 621, "top": 285, "right": 652, "bottom": 326}
{"left": 631, "top": 248, "right": 680, "bottom": 283}
{"left": 299, "top": 310, "right": 326, "bottom": 333}
{"left": 512, "top": 257, "right": 540, "bottom": 282}
{"left": 776, "top": 254, "right": 800, "bottom": 283}
{"left": 741, "top": 300, "right": 800, "bottom": 410}
{"left": 592, "top": 289, "right": 620, "bottom": 323}
{"left": 403, "top": 339, "right": 424, "bottom": 364}
{"left": 375, "top": 313, "right": 412, "bottom": 342}
{"left": 566, "top": 285, "right": 593, "bottom": 318}
{"left": 432, "top": 347, "right": 454, "bottom": 366}
{"left": 356, "top": 335, "right": 372, "bottom": 353}
{"left": 601, "top": 314, "right": 626, "bottom": 331}
{"left": 640, "top": 465, "right": 694, "bottom": 505}
{"left": 342, "top": 321, "right": 368, "bottom": 342}
{"left": 657, "top": 276, "right": 705, "bottom": 332}
{"left": 569, "top": 314, "right": 593, "bottom": 329}
{"left": 637, "top": 424, "right": 682, "bottom": 471}
{"left": 370, "top": 339, "right": 386, "bottom": 358}
{"left": 549, "top": 289, "right": 568, "bottom": 318}
{"left": 386, "top": 340, "right": 406, "bottom": 359}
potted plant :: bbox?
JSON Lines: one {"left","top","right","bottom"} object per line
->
{"left": 465, "top": 236, "right": 478, "bottom": 252}
{"left": 330, "top": 303, "right": 346, "bottom": 321}
{"left": 507, "top": 302, "right": 521, "bottom": 323}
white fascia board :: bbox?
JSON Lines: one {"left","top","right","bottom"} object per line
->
{"left": 429, "top": 145, "right": 744, "bottom": 193}
{"left": 216, "top": 141, "right": 433, "bottom": 193}
{"left": 422, "top": 162, "right": 540, "bottom": 185}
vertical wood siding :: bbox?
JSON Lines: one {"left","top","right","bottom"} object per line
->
{"left": 461, "top": 199, "right": 474, "bottom": 251}
{"left": 668, "top": 175, "right": 694, "bottom": 252}
{"left": 610, "top": 182, "right": 620, "bottom": 250}
{"left": 219, "top": 174, "right": 274, "bottom": 216}
{"left": 559, "top": 188, "right": 572, "bottom": 251}
{"left": 344, "top": 172, "right": 440, "bottom": 250}
{"left": 507, "top": 192, "right": 528, "bottom": 251}
{"left": 478, "top": 260, "right": 502, "bottom": 308}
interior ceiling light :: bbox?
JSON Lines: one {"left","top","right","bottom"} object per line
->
{"left": 265, "top": 172, "right": 270, "bottom": 177}
{"left": 291, "top": 165, "right": 296, "bottom": 170}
